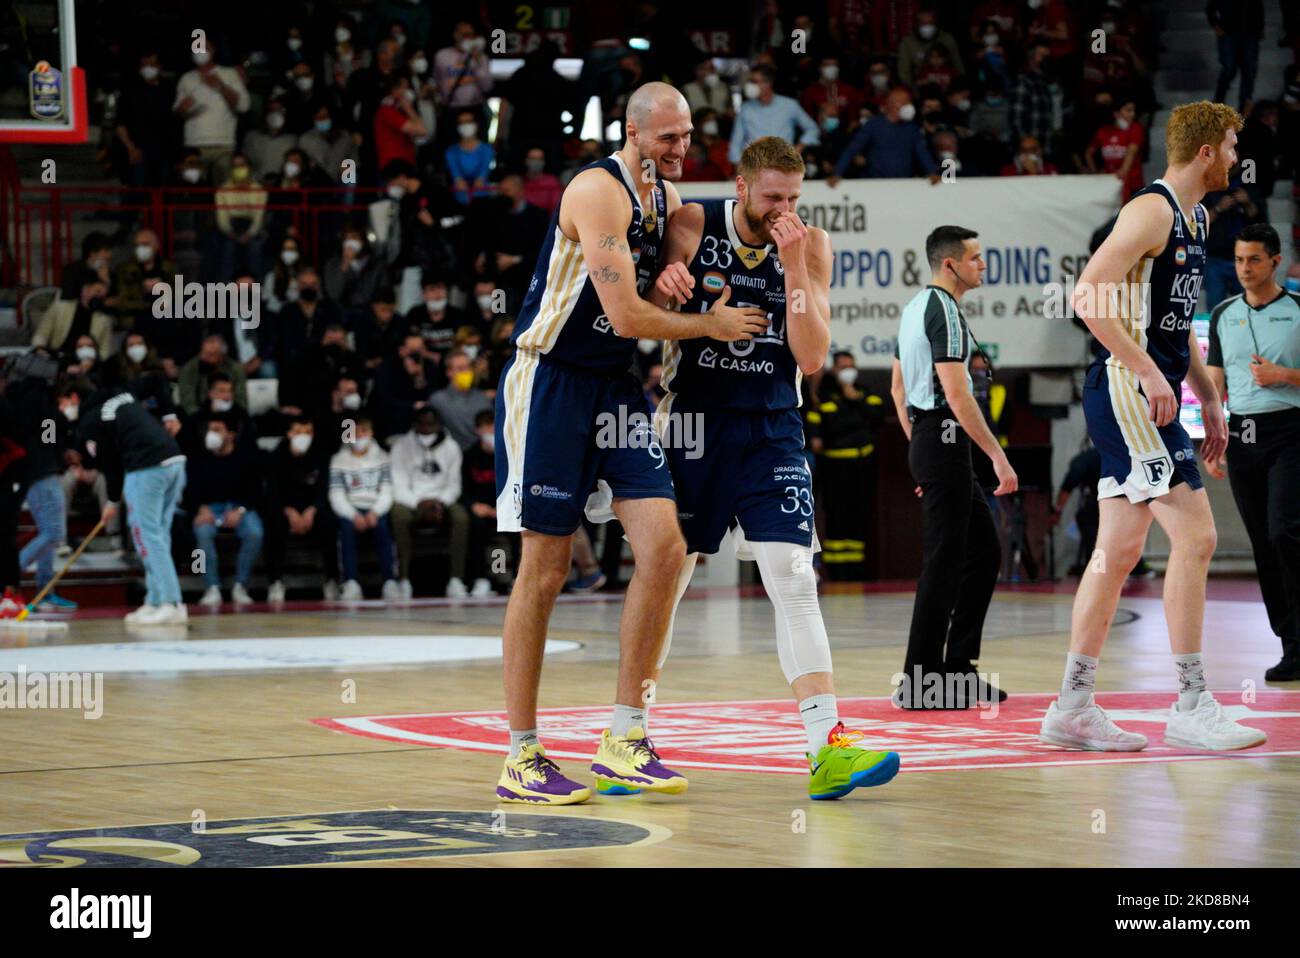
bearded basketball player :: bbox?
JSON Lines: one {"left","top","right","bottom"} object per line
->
{"left": 492, "top": 82, "right": 770, "bottom": 804}
{"left": 643, "top": 136, "right": 900, "bottom": 799}
{"left": 1039, "top": 101, "right": 1267, "bottom": 752}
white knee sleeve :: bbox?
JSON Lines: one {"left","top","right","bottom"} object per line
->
{"left": 655, "top": 552, "right": 699, "bottom": 670}
{"left": 751, "top": 540, "right": 833, "bottom": 684}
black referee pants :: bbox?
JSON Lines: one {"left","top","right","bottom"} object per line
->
{"left": 1226, "top": 407, "right": 1300, "bottom": 662}
{"left": 903, "top": 413, "right": 1002, "bottom": 686}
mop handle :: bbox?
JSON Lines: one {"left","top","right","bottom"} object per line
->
{"left": 17, "top": 514, "right": 109, "bottom": 620}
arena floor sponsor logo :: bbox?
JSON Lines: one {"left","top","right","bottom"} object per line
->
{"left": 0, "top": 636, "right": 581, "bottom": 675}
{"left": 0, "top": 810, "right": 666, "bottom": 867}
{"left": 315, "top": 692, "right": 1300, "bottom": 773}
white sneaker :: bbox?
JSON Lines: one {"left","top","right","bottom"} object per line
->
{"left": 232, "top": 583, "right": 253, "bottom": 605}
{"left": 1164, "top": 691, "right": 1268, "bottom": 751}
{"left": 267, "top": 581, "right": 286, "bottom": 604}
{"left": 399, "top": 578, "right": 413, "bottom": 599}
{"left": 124, "top": 605, "right": 169, "bottom": 629}
{"left": 1039, "top": 696, "right": 1148, "bottom": 751}
{"left": 155, "top": 603, "right": 189, "bottom": 625}
{"left": 323, "top": 579, "right": 340, "bottom": 601}
{"left": 381, "top": 579, "right": 401, "bottom": 600}
{"left": 470, "top": 577, "right": 493, "bottom": 597}
{"left": 199, "top": 586, "right": 222, "bottom": 608}
{"left": 446, "top": 577, "right": 469, "bottom": 598}
{"left": 340, "top": 579, "right": 363, "bottom": 601}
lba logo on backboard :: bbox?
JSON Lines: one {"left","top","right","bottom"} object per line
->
{"left": 315, "top": 692, "right": 1300, "bottom": 774}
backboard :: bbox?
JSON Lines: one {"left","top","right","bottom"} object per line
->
{"left": 0, "top": 0, "right": 86, "bottom": 143}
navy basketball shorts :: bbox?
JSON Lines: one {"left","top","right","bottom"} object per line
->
{"left": 1083, "top": 362, "right": 1202, "bottom": 503}
{"left": 495, "top": 350, "right": 675, "bottom": 536}
{"left": 661, "top": 401, "right": 816, "bottom": 556}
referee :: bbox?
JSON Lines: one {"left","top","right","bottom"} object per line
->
{"left": 889, "top": 225, "right": 1017, "bottom": 708}
{"left": 1205, "top": 224, "right": 1300, "bottom": 681}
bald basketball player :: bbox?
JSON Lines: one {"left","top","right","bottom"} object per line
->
{"left": 492, "top": 82, "right": 769, "bottom": 804}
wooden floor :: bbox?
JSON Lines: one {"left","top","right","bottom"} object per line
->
{"left": 1, "top": 579, "right": 1297, "bottom": 868}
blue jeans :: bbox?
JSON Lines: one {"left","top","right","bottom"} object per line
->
{"left": 20, "top": 474, "right": 66, "bottom": 587}
{"left": 192, "top": 503, "right": 265, "bottom": 588}
{"left": 123, "top": 460, "right": 186, "bottom": 606}
{"left": 337, "top": 509, "right": 395, "bottom": 582}
{"left": 1204, "top": 255, "right": 1242, "bottom": 311}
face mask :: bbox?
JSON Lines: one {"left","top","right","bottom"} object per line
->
{"left": 315, "top": 119, "right": 333, "bottom": 134}
{"left": 897, "top": 103, "right": 916, "bottom": 122}
{"left": 283, "top": 161, "right": 301, "bottom": 179}
{"left": 343, "top": 238, "right": 363, "bottom": 254}
{"left": 837, "top": 367, "right": 858, "bottom": 386}
{"left": 417, "top": 431, "right": 439, "bottom": 447}
{"left": 701, "top": 120, "right": 719, "bottom": 136}
{"left": 954, "top": 98, "right": 971, "bottom": 111}
{"left": 211, "top": 398, "right": 233, "bottom": 412}
{"left": 452, "top": 370, "right": 475, "bottom": 390}
{"left": 127, "top": 344, "right": 148, "bottom": 363}
{"left": 205, "top": 430, "right": 224, "bottom": 451}
{"left": 1027, "top": 0, "right": 1043, "bottom": 8}
{"left": 823, "top": 117, "right": 840, "bottom": 132}
{"left": 476, "top": 294, "right": 494, "bottom": 312}
{"left": 193, "top": 50, "right": 211, "bottom": 66}
{"left": 410, "top": 57, "right": 428, "bottom": 75}
{"left": 335, "top": 27, "right": 351, "bottom": 44}
{"left": 351, "top": 435, "right": 371, "bottom": 453}
{"left": 457, "top": 122, "right": 477, "bottom": 139}
{"left": 76, "top": 346, "right": 96, "bottom": 363}
{"left": 231, "top": 166, "right": 251, "bottom": 183}
{"left": 984, "top": 33, "right": 999, "bottom": 47}
{"left": 525, "top": 158, "right": 545, "bottom": 174}
{"left": 287, "top": 37, "right": 302, "bottom": 52}
{"left": 299, "top": 287, "right": 318, "bottom": 303}
{"left": 140, "top": 65, "right": 160, "bottom": 81}
{"left": 277, "top": 249, "right": 298, "bottom": 266}
{"left": 637, "top": 337, "right": 658, "bottom": 354}
{"left": 135, "top": 243, "right": 154, "bottom": 263}
{"left": 62, "top": 403, "right": 79, "bottom": 422}
{"left": 704, "top": 73, "right": 721, "bottom": 86}
{"left": 342, "top": 392, "right": 362, "bottom": 410}
{"left": 821, "top": 65, "right": 839, "bottom": 82}
{"left": 182, "top": 167, "right": 202, "bottom": 183}
{"left": 870, "top": 73, "right": 888, "bottom": 90}
{"left": 479, "top": 431, "right": 494, "bottom": 451}
{"left": 387, "top": 184, "right": 406, "bottom": 200}
{"left": 393, "top": 32, "right": 407, "bottom": 47}
{"left": 1115, "top": 117, "right": 1130, "bottom": 130}
{"left": 918, "top": 24, "right": 937, "bottom": 39}
{"left": 289, "top": 433, "right": 312, "bottom": 454}
{"left": 1101, "top": 20, "right": 1116, "bottom": 33}
{"left": 295, "top": 76, "right": 314, "bottom": 92}
{"left": 426, "top": 297, "right": 447, "bottom": 312}
{"left": 743, "top": 82, "right": 761, "bottom": 100}
{"left": 462, "top": 344, "right": 480, "bottom": 361}
{"left": 458, "top": 39, "right": 475, "bottom": 54}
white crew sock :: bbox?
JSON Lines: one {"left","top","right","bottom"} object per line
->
{"left": 799, "top": 693, "right": 840, "bottom": 756}
{"left": 1174, "top": 652, "right": 1206, "bottom": 712}
{"left": 1059, "top": 652, "right": 1099, "bottom": 710}
{"left": 611, "top": 703, "right": 646, "bottom": 737}
{"left": 509, "top": 728, "right": 539, "bottom": 758}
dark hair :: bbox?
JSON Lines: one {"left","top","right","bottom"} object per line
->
{"left": 474, "top": 409, "right": 495, "bottom": 429}
{"left": 289, "top": 415, "right": 314, "bottom": 429}
{"left": 373, "top": 287, "right": 397, "bottom": 305}
{"left": 832, "top": 350, "right": 855, "bottom": 363}
{"left": 750, "top": 64, "right": 776, "bottom": 85}
{"left": 82, "top": 231, "right": 113, "bottom": 257}
{"left": 208, "top": 371, "right": 233, "bottom": 388}
{"left": 1236, "top": 223, "right": 1280, "bottom": 258}
{"left": 382, "top": 159, "right": 416, "bottom": 180}
{"left": 206, "top": 411, "right": 235, "bottom": 430}
{"left": 421, "top": 269, "right": 449, "bottom": 288}
{"left": 926, "top": 225, "right": 979, "bottom": 270}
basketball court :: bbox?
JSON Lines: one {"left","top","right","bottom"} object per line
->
{"left": 3, "top": 579, "right": 1296, "bottom": 869}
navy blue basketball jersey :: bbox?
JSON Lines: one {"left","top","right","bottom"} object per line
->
{"left": 661, "top": 199, "right": 800, "bottom": 412}
{"left": 511, "top": 154, "right": 667, "bottom": 374}
{"left": 1098, "top": 178, "right": 1207, "bottom": 385}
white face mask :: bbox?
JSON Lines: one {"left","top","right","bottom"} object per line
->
{"left": 897, "top": 103, "right": 917, "bottom": 122}
{"left": 703, "top": 73, "right": 720, "bottom": 86}
{"left": 335, "top": 27, "right": 351, "bottom": 44}
{"left": 351, "top": 435, "right": 371, "bottom": 453}
{"left": 954, "top": 98, "right": 971, "bottom": 111}
{"left": 984, "top": 33, "right": 1000, "bottom": 47}
{"left": 417, "top": 431, "right": 438, "bottom": 447}
{"left": 918, "top": 24, "right": 937, "bottom": 39}
{"left": 289, "top": 433, "right": 313, "bottom": 454}
{"left": 387, "top": 184, "right": 406, "bottom": 200}
{"left": 637, "top": 337, "right": 658, "bottom": 354}
{"left": 135, "top": 243, "right": 154, "bottom": 262}
{"left": 287, "top": 37, "right": 302, "bottom": 52}
{"left": 402, "top": 88, "right": 416, "bottom": 102}
{"left": 476, "top": 294, "right": 494, "bottom": 312}
{"left": 462, "top": 344, "right": 480, "bottom": 361}
{"left": 76, "top": 346, "right": 96, "bottom": 363}
{"left": 743, "top": 82, "right": 762, "bottom": 100}
{"left": 204, "top": 430, "right": 224, "bottom": 451}
{"left": 837, "top": 367, "right": 858, "bottom": 386}
{"left": 127, "top": 344, "right": 148, "bottom": 363}
{"left": 211, "top": 398, "right": 233, "bottom": 412}
{"left": 281, "top": 249, "right": 299, "bottom": 265}
{"left": 283, "top": 161, "right": 301, "bottom": 178}
{"left": 193, "top": 50, "right": 211, "bottom": 67}
{"left": 267, "top": 112, "right": 285, "bottom": 131}
{"left": 701, "top": 120, "right": 719, "bottom": 136}
{"left": 870, "top": 73, "right": 888, "bottom": 90}
{"left": 410, "top": 57, "right": 428, "bottom": 75}
{"left": 342, "top": 392, "right": 362, "bottom": 410}
{"left": 343, "top": 238, "right": 363, "bottom": 254}
{"left": 457, "top": 122, "right": 477, "bottom": 139}
{"left": 1115, "top": 117, "right": 1130, "bottom": 130}
{"left": 295, "top": 76, "right": 314, "bottom": 92}
{"left": 426, "top": 297, "right": 447, "bottom": 312}
{"left": 821, "top": 65, "right": 839, "bottom": 82}
{"left": 182, "top": 167, "right": 202, "bottom": 184}
{"left": 479, "top": 432, "right": 494, "bottom": 451}
{"left": 140, "top": 65, "right": 160, "bottom": 81}
{"left": 62, "top": 402, "right": 79, "bottom": 422}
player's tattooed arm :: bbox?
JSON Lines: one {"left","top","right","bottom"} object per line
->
{"left": 597, "top": 233, "right": 629, "bottom": 255}
{"left": 592, "top": 263, "right": 622, "bottom": 283}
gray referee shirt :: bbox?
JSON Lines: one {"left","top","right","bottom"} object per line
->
{"left": 1207, "top": 289, "right": 1300, "bottom": 415}
{"left": 896, "top": 285, "right": 972, "bottom": 417}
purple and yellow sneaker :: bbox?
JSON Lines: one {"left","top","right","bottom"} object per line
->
{"left": 496, "top": 743, "right": 591, "bottom": 805}
{"left": 591, "top": 727, "right": 688, "bottom": 795}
